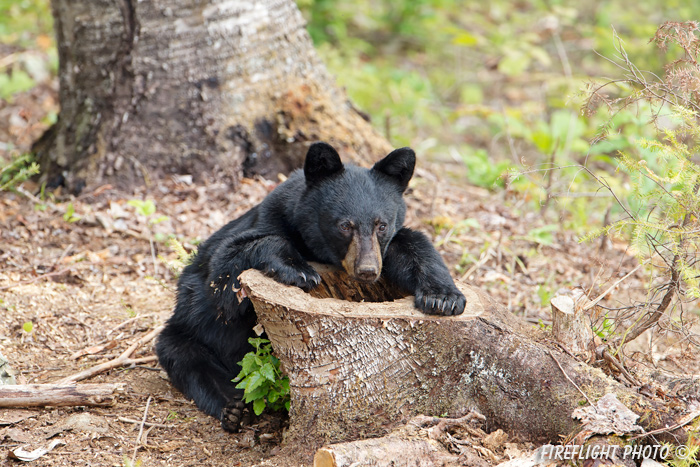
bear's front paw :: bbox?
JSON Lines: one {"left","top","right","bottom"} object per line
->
{"left": 415, "top": 288, "right": 466, "bottom": 316}
{"left": 221, "top": 398, "right": 249, "bottom": 432}
{"left": 268, "top": 262, "right": 322, "bottom": 291}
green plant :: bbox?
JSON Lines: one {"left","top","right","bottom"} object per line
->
{"left": 299, "top": 0, "right": 700, "bottom": 239}
{"left": 0, "top": 154, "right": 39, "bottom": 191}
{"left": 0, "top": 0, "right": 56, "bottom": 103}
{"left": 665, "top": 426, "right": 700, "bottom": 467}
{"left": 233, "top": 338, "right": 290, "bottom": 416}
{"left": 22, "top": 321, "right": 33, "bottom": 333}
{"left": 120, "top": 299, "right": 136, "bottom": 318}
{"left": 458, "top": 147, "right": 512, "bottom": 189}
{"left": 582, "top": 22, "right": 700, "bottom": 350}
{"left": 537, "top": 284, "right": 555, "bottom": 307}
{"left": 592, "top": 314, "right": 615, "bottom": 339}
{"left": 122, "top": 456, "right": 142, "bottom": 467}
{"left": 128, "top": 199, "right": 170, "bottom": 276}
{"left": 0, "top": 69, "right": 35, "bottom": 100}
{"left": 523, "top": 225, "right": 557, "bottom": 247}
{"left": 160, "top": 238, "right": 196, "bottom": 278}
{"left": 128, "top": 199, "right": 169, "bottom": 228}
{"left": 0, "top": 0, "right": 53, "bottom": 46}
{"left": 62, "top": 202, "right": 80, "bottom": 223}
{"left": 164, "top": 409, "right": 194, "bottom": 422}
{"left": 128, "top": 199, "right": 155, "bottom": 217}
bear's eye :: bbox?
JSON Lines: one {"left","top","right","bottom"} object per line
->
{"left": 339, "top": 221, "right": 352, "bottom": 232}
{"left": 377, "top": 223, "right": 387, "bottom": 233}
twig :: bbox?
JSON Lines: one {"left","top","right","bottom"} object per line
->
{"left": 53, "top": 244, "right": 74, "bottom": 270}
{"left": 630, "top": 407, "right": 700, "bottom": 440}
{"left": 540, "top": 148, "right": 558, "bottom": 215}
{"left": 599, "top": 207, "right": 612, "bottom": 251}
{"left": 118, "top": 417, "right": 175, "bottom": 429}
{"left": 601, "top": 350, "right": 639, "bottom": 386}
{"left": 460, "top": 247, "right": 494, "bottom": 282}
{"left": 617, "top": 268, "right": 679, "bottom": 346}
{"left": 553, "top": 32, "right": 573, "bottom": 79}
{"left": 123, "top": 356, "right": 158, "bottom": 365}
{"left": 583, "top": 264, "right": 642, "bottom": 311}
{"left": 57, "top": 326, "right": 163, "bottom": 384}
{"left": 576, "top": 165, "right": 637, "bottom": 221}
{"left": 107, "top": 314, "right": 156, "bottom": 335}
{"left": 613, "top": 182, "right": 698, "bottom": 347}
{"left": 132, "top": 396, "right": 152, "bottom": 464}
{"left": 148, "top": 235, "right": 158, "bottom": 278}
{"left": 0, "top": 52, "right": 19, "bottom": 68}
{"left": 500, "top": 105, "right": 521, "bottom": 166}
{"left": 0, "top": 267, "right": 75, "bottom": 291}
{"left": 548, "top": 349, "right": 593, "bottom": 406}
{"left": 14, "top": 185, "right": 61, "bottom": 213}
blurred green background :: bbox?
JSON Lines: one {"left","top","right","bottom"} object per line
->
{"left": 2, "top": 0, "right": 699, "bottom": 233}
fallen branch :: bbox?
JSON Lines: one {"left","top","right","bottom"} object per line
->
{"left": 0, "top": 383, "right": 125, "bottom": 407}
{"left": 57, "top": 327, "right": 162, "bottom": 384}
{"left": 315, "top": 412, "right": 489, "bottom": 467}
{"left": 314, "top": 435, "right": 457, "bottom": 467}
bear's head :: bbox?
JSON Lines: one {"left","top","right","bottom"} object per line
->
{"left": 295, "top": 142, "right": 415, "bottom": 282}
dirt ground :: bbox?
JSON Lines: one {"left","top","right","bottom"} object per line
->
{"left": 1, "top": 84, "right": 699, "bottom": 466}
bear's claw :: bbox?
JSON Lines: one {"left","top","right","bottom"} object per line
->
{"left": 221, "top": 398, "right": 248, "bottom": 432}
{"left": 269, "top": 263, "right": 322, "bottom": 291}
{"left": 415, "top": 290, "right": 466, "bottom": 316}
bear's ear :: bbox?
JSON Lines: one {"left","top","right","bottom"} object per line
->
{"left": 371, "top": 147, "right": 416, "bottom": 192}
{"left": 304, "top": 142, "right": 344, "bottom": 186}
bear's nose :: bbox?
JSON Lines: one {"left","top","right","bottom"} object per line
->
{"left": 356, "top": 266, "right": 379, "bottom": 282}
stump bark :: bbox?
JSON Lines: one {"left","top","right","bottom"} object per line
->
{"left": 238, "top": 266, "right": 682, "bottom": 455}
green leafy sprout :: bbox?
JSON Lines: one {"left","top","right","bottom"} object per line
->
{"left": 0, "top": 154, "right": 39, "bottom": 192}
{"left": 62, "top": 202, "right": 80, "bottom": 223}
{"left": 233, "top": 337, "right": 291, "bottom": 416}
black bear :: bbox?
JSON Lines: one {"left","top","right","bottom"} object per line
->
{"left": 156, "top": 142, "right": 466, "bottom": 431}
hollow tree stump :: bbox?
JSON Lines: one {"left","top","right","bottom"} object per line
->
{"left": 238, "top": 266, "right": 673, "bottom": 455}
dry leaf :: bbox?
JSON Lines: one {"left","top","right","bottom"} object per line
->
{"left": 9, "top": 439, "right": 65, "bottom": 461}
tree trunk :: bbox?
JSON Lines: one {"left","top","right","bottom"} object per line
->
{"left": 238, "top": 266, "right": 685, "bottom": 457}
{"left": 38, "top": 0, "right": 389, "bottom": 192}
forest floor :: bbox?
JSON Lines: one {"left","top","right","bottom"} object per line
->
{"left": 1, "top": 84, "right": 698, "bottom": 467}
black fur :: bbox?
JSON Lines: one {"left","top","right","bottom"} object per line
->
{"left": 156, "top": 142, "right": 466, "bottom": 431}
